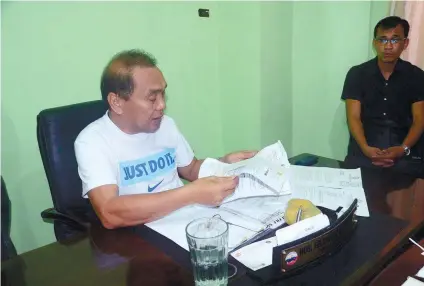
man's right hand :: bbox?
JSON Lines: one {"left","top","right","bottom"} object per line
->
{"left": 190, "top": 176, "right": 239, "bottom": 206}
{"left": 361, "top": 145, "right": 394, "bottom": 167}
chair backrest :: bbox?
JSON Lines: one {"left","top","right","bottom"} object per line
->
{"left": 37, "top": 100, "right": 108, "bottom": 217}
{"left": 1, "top": 176, "right": 18, "bottom": 261}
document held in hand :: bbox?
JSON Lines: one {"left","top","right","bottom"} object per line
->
{"left": 199, "top": 141, "right": 292, "bottom": 203}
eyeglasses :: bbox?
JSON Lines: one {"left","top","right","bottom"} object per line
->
{"left": 375, "top": 37, "right": 406, "bottom": 45}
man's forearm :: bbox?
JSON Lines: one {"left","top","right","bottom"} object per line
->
{"left": 348, "top": 117, "right": 369, "bottom": 150}
{"left": 403, "top": 121, "right": 424, "bottom": 149}
{"left": 185, "top": 159, "right": 204, "bottom": 182}
{"left": 100, "top": 185, "right": 195, "bottom": 228}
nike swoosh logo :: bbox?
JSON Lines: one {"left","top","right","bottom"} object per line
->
{"left": 148, "top": 179, "right": 164, "bottom": 193}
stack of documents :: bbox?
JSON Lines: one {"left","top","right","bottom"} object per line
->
{"left": 146, "top": 195, "right": 291, "bottom": 251}
{"left": 288, "top": 166, "right": 369, "bottom": 217}
{"left": 147, "top": 141, "right": 292, "bottom": 251}
{"left": 146, "top": 140, "right": 370, "bottom": 263}
{"left": 199, "top": 140, "right": 292, "bottom": 203}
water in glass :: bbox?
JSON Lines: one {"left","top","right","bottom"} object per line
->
{"left": 186, "top": 217, "right": 229, "bottom": 286}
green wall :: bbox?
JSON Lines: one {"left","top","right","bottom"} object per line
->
{"left": 217, "top": 2, "right": 262, "bottom": 153}
{"left": 1, "top": 1, "right": 388, "bottom": 254}
{"left": 216, "top": 1, "right": 294, "bottom": 154}
{"left": 292, "top": 1, "right": 389, "bottom": 160}
{"left": 260, "top": 2, "right": 293, "bottom": 152}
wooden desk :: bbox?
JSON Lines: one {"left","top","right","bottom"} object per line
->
{"left": 370, "top": 239, "right": 424, "bottom": 286}
{"left": 2, "top": 154, "right": 423, "bottom": 286}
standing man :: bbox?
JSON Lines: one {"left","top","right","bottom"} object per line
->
{"left": 341, "top": 16, "right": 424, "bottom": 221}
{"left": 75, "top": 49, "right": 256, "bottom": 229}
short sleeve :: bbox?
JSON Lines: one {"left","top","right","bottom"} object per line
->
{"left": 341, "top": 67, "right": 363, "bottom": 101}
{"left": 411, "top": 68, "right": 424, "bottom": 103}
{"left": 74, "top": 136, "right": 117, "bottom": 198}
{"left": 168, "top": 119, "right": 195, "bottom": 168}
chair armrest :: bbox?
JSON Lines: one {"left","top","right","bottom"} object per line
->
{"left": 41, "top": 208, "right": 89, "bottom": 231}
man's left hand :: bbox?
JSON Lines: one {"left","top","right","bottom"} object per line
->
{"left": 374, "top": 146, "right": 404, "bottom": 161}
{"left": 220, "top": 150, "right": 257, "bottom": 164}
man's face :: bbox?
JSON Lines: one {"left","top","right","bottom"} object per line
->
{"left": 373, "top": 24, "right": 409, "bottom": 63}
{"left": 121, "top": 67, "right": 167, "bottom": 133}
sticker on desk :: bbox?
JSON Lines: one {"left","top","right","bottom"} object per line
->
{"left": 285, "top": 251, "right": 298, "bottom": 266}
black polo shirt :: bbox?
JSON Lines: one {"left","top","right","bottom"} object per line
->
{"left": 342, "top": 57, "right": 424, "bottom": 129}
{"left": 341, "top": 57, "right": 424, "bottom": 173}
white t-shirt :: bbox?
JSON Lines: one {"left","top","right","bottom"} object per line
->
{"left": 74, "top": 112, "right": 194, "bottom": 198}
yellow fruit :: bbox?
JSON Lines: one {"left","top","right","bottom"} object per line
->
{"left": 285, "top": 199, "right": 322, "bottom": 225}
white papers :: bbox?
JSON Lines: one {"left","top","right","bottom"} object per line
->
{"left": 220, "top": 195, "right": 291, "bottom": 228}
{"left": 288, "top": 165, "right": 363, "bottom": 189}
{"left": 146, "top": 205, "right": 266, "bottom": 251}
{"left": 402, "top": 277, "right": 424, "bottom": 286}
{"left": 288, "top": 166, "right": 369, "bottom": 217}
{"left": 230, "top": 237, "right": 277, "bottom": 271}
{"left": 401, "top": 267, "right": 424, "bottom": 286}
{"left": 255, "top": 140, "right": 290, "bottom": 168}
{"left": 199, "top": 141, "right": 291, "bottom": 203}
{"left": 145, "top": 140, "right": 371, "bottom": 270}
{"left": 275, "top": 213, "right": 330, "bottom": 246}
{"left": 147, "top": 141, "right": 292, "bottom": 252}
{"left": 289, "top": 183, "right": 369, "bottom": 217}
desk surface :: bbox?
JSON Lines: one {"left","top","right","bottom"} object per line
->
{"left": 370, "top": 238, "right": 424, "bottom": 285}
{"left": 2, "top": 154, "right": 423, "bottom": 286}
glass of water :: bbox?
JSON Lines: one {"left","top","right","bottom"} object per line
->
{"left": 186, "top": 217, "right": 229, "bottom": 286}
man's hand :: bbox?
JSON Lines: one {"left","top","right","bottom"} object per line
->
{"left": 190, "top": 176, "right": 239, "bottom": 206}
{"left": 371, "top": 146, "right": 405, "bottom": 167}
{"left": 361, "top": 145, "right": 394, "bottom": 167}
{"left": 377, "top": 146, "right": 405, "bottom": 160}
{"left": 362, "top": 145, "right": 384, "bottom": 159}
{"left": 220, "top": 150, "right": 257, "bottom": 164}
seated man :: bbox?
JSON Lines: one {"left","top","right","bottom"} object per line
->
{"left": 341, "top": 16, "right": 424, "bottom": 221}
{"left": 75, "top": 49, "right": 256, "bottom": 229}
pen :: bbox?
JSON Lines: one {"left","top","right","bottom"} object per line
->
{"left": 296, "top": 206, "right": 303, "bottom": 223}
{"left": 412, "top": 276, "right": 424, "bottom": 283}
{"left": 230, "top": 212, "right": 285, "bottom": 252}
{"left": 409, "top": 237, "right": 424, "bottom": 254}
{"left": 230, "top": 227, "right": 275, "bottom": 253}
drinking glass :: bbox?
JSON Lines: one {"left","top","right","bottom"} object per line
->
{"left": 186, "top": 217, "right": 229, "bottom": 286}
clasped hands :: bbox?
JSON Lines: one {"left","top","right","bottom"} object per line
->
{"left": 362, "top": 145, "right": 405, "bottom": 168}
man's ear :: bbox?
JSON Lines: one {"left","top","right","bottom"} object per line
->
{"left": 403, "top": 38, "right": 410, "bottom": 51}
{"left": 371, "top": 39, "right": 378, "bottom": 56}
{"left": 371, "top": 40, "right": 378, "bottom": 56}
{"left": 107, "top": 92, "right": 123, "bottom": 115}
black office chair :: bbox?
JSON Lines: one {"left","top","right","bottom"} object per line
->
{"left": 1, "top": 176, "right": 28, "bottom": 286}
{"left": 1, "top": 176, "right": 18, "bottom": 261}
{"left": 36, "top": 100, "right": 108, "bottom": 241}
